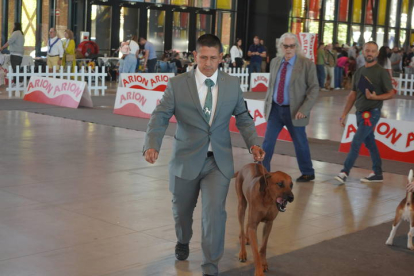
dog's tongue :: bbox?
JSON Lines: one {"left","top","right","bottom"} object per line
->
{"left": 277, "top": 198, "right": 283, "bottom": 204}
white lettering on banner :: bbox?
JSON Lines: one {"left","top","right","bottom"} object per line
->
{"left": 299, "top": 33, "right": 317, "bottom": 63}
{"left": 340, "top": 114, "right": 414, "bottom": 163}
{"left": 250, "top": 73, "right": 270, "bottom": 92}
{"left": 120, "top": 91, "right": 147, "bottom": 106}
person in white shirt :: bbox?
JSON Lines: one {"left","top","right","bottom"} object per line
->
{"left": 47, "top": 28, "right": 64, "bottom": 71}
{"left": 230, "top": 38, "right": 243, "bottom": 68}
{"left": 0, "top": 23, "right": 25, "bottom": 85}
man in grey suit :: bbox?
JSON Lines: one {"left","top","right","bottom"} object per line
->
{"left": 144, "top": 34, "right": 265, "bottom": 276}
{"left": 262, "top": 32, "right": 319, "bottom": 182}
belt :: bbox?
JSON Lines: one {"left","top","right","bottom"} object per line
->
{"left": 207, "top": 151, "right": 214, "bottom": 157}
{"left": 48, "top": 55, "right": 59, "bottom": 57}
{"left": 280, "top": 105, "right": 290, "bottom": 107}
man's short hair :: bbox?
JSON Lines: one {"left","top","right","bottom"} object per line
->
{"left": 364, "top": 41, "right": 378, "bottom": 49}
{"left": 196, "top": 34, "right": 221, "bottom": 52}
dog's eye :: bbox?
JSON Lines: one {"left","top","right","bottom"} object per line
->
{"left": 277, "top": 182, "right": 285, "bottom": 188}
{"left": 290, "top": 183, "right": 293, "bottom": 189}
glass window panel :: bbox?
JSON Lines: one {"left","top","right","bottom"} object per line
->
{"left": 193, "top": 0, "right": 212, "bottom": 8}
{"left": 401, "top": 0, "right": 409, "bottom": 28}
{"left": 363, "top": 26, "right": 373, "bottom": 43}
{"left": 290, "top": 18, "right": 303, "bottom": 35}
{"left": 351, "top": 25, "right": 361, "bottom": 45}
{"left": 144, "top": 0, "right": 170, "bottom": 3}
{"left": 216, "top": 0, "right": 232, "bottom": 10}
{"left": 324, "top": 0, "right": 335, "bottom": 20}
{"left": 400, "top": 30, "right": 406, "bottom": 47}
{"left": 323, "top": 23, "right": 333, "bottom": 44}
{"left": 217, "top": 12, "right": 232, "bottom": 54}
{"left": 172, "top": 11, "right": 189, "bottom": 53}
{"left": 120, "top": 7, "right": 140, "bottom": 43}
{"left": 337, "top": 24, "right": 348, "bottom": 46}
{"left": 292, "top": 0, "right": 304, "bottom": 18}
{"left": 338, "top": 0, "right": 349, "bottom": 22}
{"left": 41, "top": 0, "right": 50, "bottom": 55}
{"left": 309, "top": 20, "right": 319, "bottom": 34}
{"left": 91, "top": 5, "right": 112, "bottom": 53}
{"left": 0, "top": 2, "right": 2, "bottom": 39}
{"left": 308, "top": 0, "right": 321, "bottom": 20}
{"left": 388, "top": 29, "right": 396, "bottom": 49}
{"left": 56, "top": 0, "right": 69, "bottom": 38}
{"left": 376, "top": 27, "right": 385, "bottom": 48}
{"left": 8, "top": 0, "right": 16, "bottom": 35}
{"left": 377, "top": 0, "right": 386, "bottom": 25}
{"left": 22, "top": 0, "right": 37, "bottom": 55}
{"left": 353, "top": 0, "right": 362, "bottom": 23}
{"left": 389, "top": 0, "right": 397, "bottom": 27}
{"left": 147, "top": 9, "right": 166, "bottom": 57}
{"left": 196, "top": 14, "right": 212, "bottom": 41}
{"left": 365, "top": 0, "right": 374, "bottom": 25}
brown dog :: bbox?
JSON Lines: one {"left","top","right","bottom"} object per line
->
{"left": 235, "top": 163, "right": 294, "bottom": 276}
{"left": 386, "top": 169, "right": 414, "bottom": 250}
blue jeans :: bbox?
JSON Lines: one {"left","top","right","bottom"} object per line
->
{"left": 119, "top": 54, "right": 137, "bottom": 73}
{"left": 342, "top": 108, "right": 382, "bottom": 175}
{"left": 250, "top": 61, "right": 261, "bottom": 73}
{"left": 334, "top": 66, "right": 343, "bottom": 88}
{"left": 262, "top": 103, "right": 314, "bottom": 175}
{"left": 316, "top": 64, "right": 326, "bottom": 88}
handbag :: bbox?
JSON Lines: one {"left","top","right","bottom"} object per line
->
{"left": 66, "top": 54, "right": 75, "bottom": 63}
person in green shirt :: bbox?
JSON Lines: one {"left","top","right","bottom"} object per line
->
{"left": 316, "top": 43, "right": 327, "bottom": 90}
{"left": 335, "top": 41, "right": 394, "bottom": 184}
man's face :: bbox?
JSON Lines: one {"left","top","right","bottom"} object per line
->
{"left": 254, "top": 37, "right": 259, "bottom": 45}
{"left": 194, "top": 46, "right": 222, "bottom": 77}
{"left": 393, "top": 47, "right": 398, "bottom": 53}
{"left": 139, "top": 39, "right": 145, "bottom": 46}
{"left": 260, "top": 39, "right": 264, "bottom": 45}
{"left": 281, "top": 37, "right": 296, "bottom": 60}
{"left": 363, "top": 43, "right": 379, "bottom": 63}
{"left": 326, "top": 44, "right": 332, "bottom": 50}
{"left": 49, "top": 28, "right": 56, "bottom": 37}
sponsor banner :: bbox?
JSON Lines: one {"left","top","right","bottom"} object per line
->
{"left": 113, "top": 87, "right": 176, "bottom": 122}
{"left": 391, "top": 77, "right": 398, "bottom": 93}
{"left": 118, "top": 73, "right": 175, "bottom": 91}
{"left": 250, "top": 73, "right": 270, "bottom": 92}
{"left": 298, "top": 32, "right": 318, "bottom": 63}
{"left": 229, "top": 99, "right": 292, "bottom": 141}
{"left": 23, "top": 76, "right": 93, "bottom": 108}
{"left": 339, "top": 114, "right": 414, "bottom": 163}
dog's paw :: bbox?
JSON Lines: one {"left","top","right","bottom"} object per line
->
{"left": 238, "top": 251, "right": 247, "bottom": 262}
{"left": 262, "top": 263, "right": 269, "bottom": 272}
{"left": 408, "top": 245, "right": 414, "bottom": 250}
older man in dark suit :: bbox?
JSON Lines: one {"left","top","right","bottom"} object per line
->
{"left": 262, "top": 32, "right": 319, "bottom": 182}
{"left": 144, "top": 34, "right": 265, "bottom": 276}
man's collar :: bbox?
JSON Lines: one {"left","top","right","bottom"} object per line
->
{"left": 283, "top": 55, "right": 297, "bottom": 65}
{"left": 195, "top": 67, "right": 219, "bottom": 85}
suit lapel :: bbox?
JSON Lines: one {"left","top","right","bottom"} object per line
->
{"left": 289, "top": 56, "right": 302, "bottom": 87}
{"left": 212, "top": 71, "right": 225, "bottom": 125}
{"left": 186, "top": 70, "right": 209, "bottom": 124}
{"left": 269, "top": 58, "right": 282, "bottom": 96}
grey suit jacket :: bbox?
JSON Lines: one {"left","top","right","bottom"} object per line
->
{"left": 144, "top": 69, "right": 258, "bottom": 180}
{"left": 264, "top": 55, "right": 319, "bottom": 127}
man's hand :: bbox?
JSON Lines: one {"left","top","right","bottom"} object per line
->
{"left": 339, "top": 115, "right": 347, "bottom": 127}
{"left": 251, "top": 146, "right": 265, "bottom": 162}
{"left": 144, "top": 148, "right": 159, "bottom": 164}
{"left": 365, "top": 89, "right": 377, "bottom": 100}
{"left": 295, "top": 112, "right": 306, "bottom": 120}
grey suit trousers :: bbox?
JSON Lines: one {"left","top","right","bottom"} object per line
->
{"left": 170, "top": 154, "right": 230, "bottom": 275}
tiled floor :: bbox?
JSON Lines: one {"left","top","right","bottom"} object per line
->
{"left": 0, "top": 110, "right": 409, "bottom": 276}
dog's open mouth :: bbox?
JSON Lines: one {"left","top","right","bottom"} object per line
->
{"left": 276, "top": 197, "right": 288, "bottom": 212}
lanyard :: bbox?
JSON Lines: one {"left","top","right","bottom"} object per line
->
{"left": 48, "top": 37, "right": 60, "bottom": 53}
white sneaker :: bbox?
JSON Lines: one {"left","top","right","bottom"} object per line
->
{"left": 335, "top": 172, "right": 347, "bottom": 184}
{"left": 334, "top": 87, "right": 340, "bottom": 90}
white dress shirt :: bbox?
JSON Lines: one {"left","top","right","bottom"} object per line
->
{"left": 230, "top": 45, "right": 243, "bottom": 63}
{"left": 195, "top": 67, "right": 219, "bottom": 151}
{"left": 48, "top": 36, "right": 64, "bottom": 58}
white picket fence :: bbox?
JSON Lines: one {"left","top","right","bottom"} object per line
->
{"left": 187, "top": 66, "right": 250, "bottom": 92}
{"left": 6, "top": 65, "right": 107, "bottom": 98}
{"left": 396, "top": 74, "right": 414, "bottom": 96}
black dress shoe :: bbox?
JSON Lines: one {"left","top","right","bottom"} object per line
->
{"left": 296, "top": 174, "right": 315, "bottom": 182}
{"left": 175, "top": 242, "right": 189, "bottom": 260}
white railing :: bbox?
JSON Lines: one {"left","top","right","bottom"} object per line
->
{"left": 6, "top": 65, "right": 107, "bottom": 98}
{"left": 187, "top": 66, "right": 250, "bottom": 92}
{"left": 396, "top": 74, "right": 414, "bottom": 96}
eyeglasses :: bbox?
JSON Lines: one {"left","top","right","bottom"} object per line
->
{"left": 283, "top": 44, "right": 296, "bottom": 49}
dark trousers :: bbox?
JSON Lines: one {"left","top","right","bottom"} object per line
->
{"left": 334, "top": 66, "right": 344, "bottom": 88}
{"left": 10, "top": 55, "right": 23, "bottom": 83}
{"left": 262, "top": 103, "right": 314, "bottom": 175}
{"left": 147, "top": 58, "right": 157, "bottom": 73}
{"left": 316, "top": 64, "right": 326, "bottom": 88}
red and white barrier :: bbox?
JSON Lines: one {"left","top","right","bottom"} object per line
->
{"left": 24, "top": 76, "right": 93, "bottom": 108}
{"left": 298, "top": 33, "right": 318, "bottom": 63}
{"left": 250, "top": 73, "right": 270, "bottom": 92}
{"left": 118, "top": 73, "right": 175, "bottom": 91}
{"left": 339, "top": 114, "right": 414, "bottom": 163}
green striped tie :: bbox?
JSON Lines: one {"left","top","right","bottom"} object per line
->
{"left": 203, "top": 78, "right": 215, "bottom": 122}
